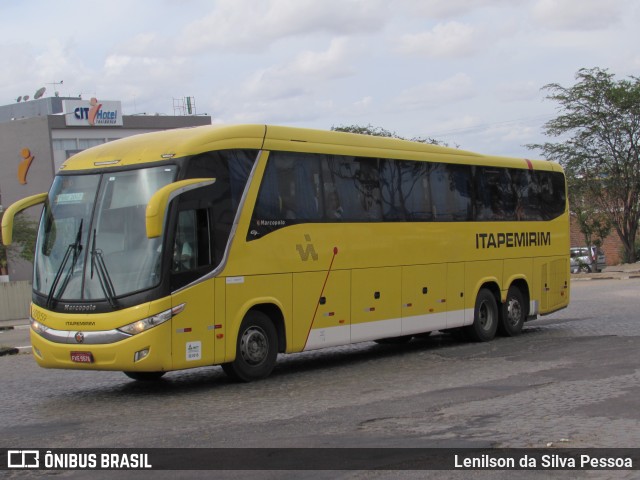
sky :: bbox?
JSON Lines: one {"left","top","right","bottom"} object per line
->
{"left": 1, "top": 0, "right": 639, "bottom": 158}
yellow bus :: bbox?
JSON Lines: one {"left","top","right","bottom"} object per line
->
{"left": 2, "top": 124, "right": 569, "bottom": 381}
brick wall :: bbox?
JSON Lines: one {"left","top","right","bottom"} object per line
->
{"left": 569, "top": 213, "right": 624, "bottom": 265}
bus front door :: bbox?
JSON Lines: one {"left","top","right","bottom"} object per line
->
{"left": 171, "top": 280, "right": 216, "bottom": 370}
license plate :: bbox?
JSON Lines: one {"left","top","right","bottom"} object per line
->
{"left": 70, "top": 351, "right": 94, "bottom": 363}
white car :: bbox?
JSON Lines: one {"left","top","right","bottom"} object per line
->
{"left": 570, "top": 246, "right": 606, "bottom": 273}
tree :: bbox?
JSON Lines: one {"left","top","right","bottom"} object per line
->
{"left": 331, "top": 124, "right": 455, "bottom": 147}
{"left": 0, "top": 211, "right": 38, "bottom": 276}
{"left": 528, "top": 68, "right": 640, "bottom": 263}
{"left": 569, "top": 177, "right": 612, "bottom": 248}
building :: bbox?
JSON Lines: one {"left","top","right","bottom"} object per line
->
{"left": 0, "top": 96, "right": 211, "bottom": 281}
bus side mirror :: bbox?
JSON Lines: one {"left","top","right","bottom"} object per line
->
{"left": 1, "top": 192, "right": 47, "bottom": 246}
{"left": 145, "top": 178, "right": 215, "bottom": 239}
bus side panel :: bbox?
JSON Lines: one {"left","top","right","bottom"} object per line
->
{"left": 401, "top": 264, "right": 448, "bottom": 335}
{"left": 537, "top": 257, "right": 569, "bottom": 314}
{"left": 224, "top": 273, "right": 293, "bottom": 361}
{"left": 171, "top": 279, "right": 216, "bottom": 370}
{"left": 295, "top": 270, "right": 351, "bottom": 351}
{"left": 503, "top": 258, "right": 533, "bottom": 299}
{"left": 214, "top": 277, "right": 227, "bottom": 365}
{"left": 447, "top": 262, "right": 467, "bottom": 328}
{"left": 351, "top": 267, "right": 401, "bottom": 342}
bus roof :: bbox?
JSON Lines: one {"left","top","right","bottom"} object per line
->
{"left": 59, "top": 124, "right": 559, "bottom": 173}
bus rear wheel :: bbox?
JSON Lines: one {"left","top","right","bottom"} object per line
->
{"left": 222, "top": 311, "right": 277, "bottom": 382}
{"left": 466, "top": 288, "right": 498, "bottom": 342}
{"left": 499, "top": 286, "right": 525, "bottom": 337}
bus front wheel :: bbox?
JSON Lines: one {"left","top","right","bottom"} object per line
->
{"left": 222, "top": 311, "right": 278, "bottom": 382}
{"left": 466, "top": 288, "right": 498, "bottom": 342}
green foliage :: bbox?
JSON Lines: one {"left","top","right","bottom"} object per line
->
{"left": 574, "top": 209, "right": 612, "bottom": 248}
{"left": 569, "top": 177, "right": 612, "bottom": 247}
{"left": 619, "top": 238, "right": 640, "bottom": 264}
{"left": 331, "top": 124, "right": 455, "bottom": 147}
{"left": 0, "top": 211, "right": 38, "bottom": 273}
{"left": 528, "top": 67, "right": 640, "bottom": 263}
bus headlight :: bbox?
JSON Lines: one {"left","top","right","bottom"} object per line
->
{"left": 31, "top": 319, "right": 49, "bottom": 335}
{"left": 118, "top": 303, "right": 185, "bottom": 336}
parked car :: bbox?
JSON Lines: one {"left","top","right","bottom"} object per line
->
{"left": 570, "top": 246, "right": 606, "bottom": 273}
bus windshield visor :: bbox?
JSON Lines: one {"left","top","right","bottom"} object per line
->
{"left": 34, "top": 166, "right": 178, "bottom": 303}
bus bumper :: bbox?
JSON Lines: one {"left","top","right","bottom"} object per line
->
{"left": 30, "top": 320, "right": 173, "bottom": 372}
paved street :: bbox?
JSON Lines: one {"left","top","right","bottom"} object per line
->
{"left": 0, "top": 324, "right": 30, "bottom": 354}
{"left": 1, "top": 278, "right": 640, "bottom": 479}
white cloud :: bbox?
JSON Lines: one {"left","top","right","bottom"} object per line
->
{"left": 0, "top": 43, "right": 39, "bottom": 95}
{"left": 0, "top": 39, "right": 104, "bottom": 105}
{"left": 179, "top": 0, "right": 386, "bottom": 53}
{"left": 490, "top": 123, "right": 537, "bottom": 143}
{"left": 118, "top": 33, "right": 162, "bottom": 57}
{"left": 242, "top": 38, "right": 357, "bottom": 100}
{"left": 354, "top": 96, "right": 373, "bottom": 108}
{"left": 495, "top": 80, "right": 540, "bottom": 103}
{"left": 532, "top": 0, "right": 624, "bottom": 30}
{"left": 429, "top": 115, "right": 481, "bottom": 136}
{"left": 103, "top": 55, "right": 189, "bottom": 80}
{"left": 0, "top": 0, "right": 637, "bottom": 158}
{"left": 223, "top": 97, "right": 336, "bottom": 125}
{"left": 397, "top": 22, "right": 482, "bottom": 58}
{"left": 101, "top": 54, "right": 194, "bottom": 113}
{"left": 282, "top": 38, "right": 356, "bottom": 79}
{"left": 393, "top": 73, "right": 475, "bottom": 110}
{"left": 397, "top": 0, "right": 514, "bottom": 19}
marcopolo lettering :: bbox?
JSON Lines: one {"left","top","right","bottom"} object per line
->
{"left": 475, "top": 231, "right": 551, "bottom": 249}
{"left": 63, "top": 304, "right": 97, "bottom": 312}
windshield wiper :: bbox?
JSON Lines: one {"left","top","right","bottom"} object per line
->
{"left": 46, "top": 219, "right": 83, "bottom": 308}
{"left": 90, "top": 229, "right": 118, "bottom": 308}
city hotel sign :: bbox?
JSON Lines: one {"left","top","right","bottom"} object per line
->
{"left": 63, "top": 98, "right": 123, "bottom": 127}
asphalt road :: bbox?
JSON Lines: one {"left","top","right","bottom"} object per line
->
{"left": 1, "top": 278, "right": 640, "bottom": 479}
{"left": 0, "top": 324, "right": 30, "bottom": 353}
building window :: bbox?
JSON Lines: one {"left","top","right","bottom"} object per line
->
{"left": 78, "top": 138, "right": 105, "bottom": 149}
{"left": 52, "top": 139, "right": 78, "bottom": 151}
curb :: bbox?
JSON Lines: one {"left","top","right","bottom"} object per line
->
{"left": 571, "top": 272, "right": 640, "bottom": 281}
{"left": 571, "top": 276, "right": 615, "bottom": 281}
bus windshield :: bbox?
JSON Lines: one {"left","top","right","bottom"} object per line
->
{"left": 34, "top": 166, "right": 178, "bottom": 304}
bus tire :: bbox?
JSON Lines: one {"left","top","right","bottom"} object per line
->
{"left": 123, "top": 371, "right": 166, "bottom": 381}
{"left": 466, "top": 288, "right": 498, "bottom": 342}
{"left": 222, "top": 311, "right": 277, "bottom": 382}
{"left": 499, "top": 286, "right": 525, "bottom": 337}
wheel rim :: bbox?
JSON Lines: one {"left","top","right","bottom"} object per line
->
{"left": 239, "top": 326, "right": 269, "bottom": 366}
{"left": 506, "top": 298, "right": 522, "bottom": 327}
{"left": 478, "top": 300, "right": 495, "bottom": 332}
